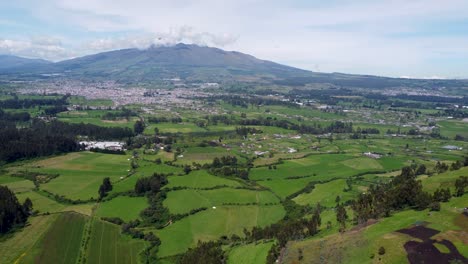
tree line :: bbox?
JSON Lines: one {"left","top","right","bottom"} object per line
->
{"left": 0, "top": 186, "right": 33, "bottom": 234}
{"left": 0, "top": 118, "right": 133, "bottom": 163}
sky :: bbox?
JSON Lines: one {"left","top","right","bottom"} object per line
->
{"left": 1, "top": 0, "right": 468, "bottom": 78}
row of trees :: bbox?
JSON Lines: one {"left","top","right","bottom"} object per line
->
{"left": 0, "top": 95, "right": 69, "bottom": 109}
{"left": 350, "top": 165, "right": 465, "bottom": 224}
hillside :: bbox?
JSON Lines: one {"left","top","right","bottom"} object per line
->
{"left": 1, "top": 44, "right": 467, "bottom": 91}
{"left": 0, "top": 55, "right": 50, "bottom": 70}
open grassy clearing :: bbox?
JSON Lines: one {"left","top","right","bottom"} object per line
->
{"left": 164, "top": 170, "right": 242, "bottom": 189}
{"left": 22, "top": 212, "right": 86, "bottom": 264}
{"left": 227, "top": 241, "right": 275, "bottom": 264}
{"left": 95, "top": 196, "right": 148, "bottom": 222}
{"left": 10, "top": 152, "right": 131, "bottom": 200}
{"left": 164, "top": 188, "right": 280, "bottom": 214}
{"left": 155, "top": 205, "right": 285, "bottom": 257}
{"left": 87, "top": 218, "right": 147, "bottom": 264}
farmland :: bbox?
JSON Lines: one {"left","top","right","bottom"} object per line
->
{"left": 1, "top": 83, "right": 467, "bottom": 264}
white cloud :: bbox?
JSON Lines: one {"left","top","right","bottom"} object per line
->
{"left": 82, "top": 27, "right": 238, "bottom": 53}
{"left": 0, "top": 36, "right": 73, "bottom": 61}
{"left": 2, "top": 0, "right": 468, "bottom": 77}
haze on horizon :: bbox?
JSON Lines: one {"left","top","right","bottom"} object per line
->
{"left": 1, "top": 0, "right": 468, "bottom": 79}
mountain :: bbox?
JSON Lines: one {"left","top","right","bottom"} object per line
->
{"left": 7, "top": 43, "right": 312, "bottom": 82}
{"left": 0, "top": 44, "right": 466, "bottom": 91}
{"left": 0, "top": 55, "right": 51, "bottom": 70}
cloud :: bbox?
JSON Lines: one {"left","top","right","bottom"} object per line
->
{"left": 2, "top": 0, "right": 468, "bottom": 77}
{"left": 83, "top": 27, "right": 238, "bottom": 52}
{"left": 0, "top": 36, "right": 73, "bottom": 61}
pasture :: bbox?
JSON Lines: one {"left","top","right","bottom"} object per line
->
{"left": 24, "top": 212, "right": 86, "bottom": 264}
{"left": 164, "top": 188, "right": 280, "bottom": 214}
{"left": 95, "top": 196, "right": 148, "bottom": 222}
{"left": 227, "top": 241, "right": 275, "bottom": 264}
{"left": 156, "top": 205, "right": 285, "bottom": 257}
{"left": 13, "top": 152, "right": 131, "bottom": 200}
{"left": 164, "top": 170, "right": 242, "bottom": 189}
{"left": 0, "top": 214, "right": 58, "bottom": 264}
{"left": 293, "top": 179, "right": 362, "bottom": 208}
{"left": 87, "top": 219, "right": 147, "bottom": 264}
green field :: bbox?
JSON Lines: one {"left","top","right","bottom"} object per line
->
{"left": 250, "top": 153, "right": 406, "bottom": 181}
{"left": 293, "top": 179, "right": 362, "bottom": 207}
{"left": 165, "top": 170, "right": 242, "bottom": 189}
{"left": 95, "top": 196, "right": 148, "bottom": 222}
{"left": 11, "top": 152, "right": 131, "bottom": 200}
{"left": 164, "top": 188, "right": 280, "bottom": 214}
{"left": 156, "top": 205, "right": 285, "bottom": 257}
{"left": 0, "top": 215, "right": 58, "bottom": 264}
{"left": 87, "top": 219, "right": 147, "bottom": 264}
{"left": 227, "top": 241, "right": 275, "bottom": 264}
{"left": 23, "top": 212, "right": 86, "bottom": 264}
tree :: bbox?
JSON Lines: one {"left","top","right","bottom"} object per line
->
{"left": 98, "top": 177, "right": 113, "bottom": 199}
{"left": 0, "top": 186, "right": 31, "bottom": 234}
{"left": 183, "top": 165, "right": 192, "bottom": 175}
{"left": 23, "top": 197, "right": 33, "bottom": 215}
{"left": 134, "top": 120, "right": 145, "bottom": 134}
{"left": 454, "top": 176, "right": 468, "bottom": 197}
{"left": 336, "top": 203, "right": 348, "bottom": 232}
{"left": 378, "top": 246, "right": 386, "bottom": 255}
{"left": 415, "top": 164, "right": 426, "bottom": 175}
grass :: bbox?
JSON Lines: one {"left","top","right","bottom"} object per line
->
{"left": 111, "top": 161, "right": 183, "bottom": 194}
{"left": 87, "top": 218, "right": 147, "bottom": 264}
{"left": 421, "top": 166, "right": 468, "bottom": 193}
{"left": 283, "top": 196, "right": 468, "bottom": 264}
{"left": 438, "top": 120, "right": 468, "bottom": 138}
{"left": 164, "top": 188, "right": 280, "bottom": 214}
{"left": 12, "top": 152, "right": 132, "bottom": 200}
{"left": 16, "top": 190, "right": 66, "bottom": 214}
{"left": 95, "top": 196, "right": 148, "bottom": 222}
{"left": 24, "top": 212, "right": 86, "bottom": 264}
{"left": 0, "top": 214, "right": 58, "bottom": 264}
{"left": 227, "top": 241, "right": 275, "bottom": 264}
{"left": 293, "top": 179, "right": 361, "bottom": 208}
{"left": 155, "top": 205, "right": 285, "bottom": 257}
{"left": 175, "top": 146, "right": 234, "bottom": 165}
{"left": 164, "top": 170, "right": 242, "bottom": 189}
{"left": 249, "top": 153, "right": 405, "bottom": 181}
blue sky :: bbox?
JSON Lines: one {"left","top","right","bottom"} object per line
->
{"left": 1, "top": 0, "right": 468, "bottom": 78}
